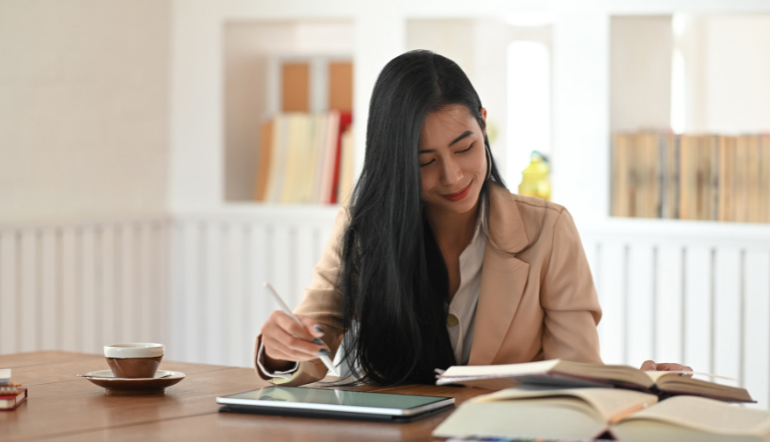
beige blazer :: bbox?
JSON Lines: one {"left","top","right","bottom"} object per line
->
{"left": 254, "top": 184, "right": 603, "bottom": 386}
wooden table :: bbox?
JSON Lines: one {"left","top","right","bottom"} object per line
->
{"left": 0, "top": 352, "right": 488, "bottom": 441}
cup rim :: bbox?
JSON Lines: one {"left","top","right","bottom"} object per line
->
{"left": 104, "top": 343, "right": 164, "bottom": 359}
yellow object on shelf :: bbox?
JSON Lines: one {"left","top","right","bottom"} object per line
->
{"left": 518, "top": 151, "right": 551, "bottom": 201}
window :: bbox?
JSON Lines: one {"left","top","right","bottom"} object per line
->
{"left": 506, "top": 40, "right": 551, "bottom": 187}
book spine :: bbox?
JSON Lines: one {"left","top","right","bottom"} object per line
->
{"left": 657, "top": 133, "right": 666, "bottom": 218}
{"left": 254, "top": 120, "right": 273, "bottom": 202}
{"left": 763, "top": 135, "right": 770, "bottom": 223}
{"left": 748, "top": 135, "right": 761, "bottom": 223}
{"left": 611, "top": 134, "right": 621, "bottom": 216}
{"left": 679, "top": 135, "right": 690, "bottom": 220}
{"left": 329, "top": 112, "right": 353, "bottom": 204}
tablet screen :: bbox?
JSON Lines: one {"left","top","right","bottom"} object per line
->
{"left": 218, "top": 386, "right": 452, "bottom": 416}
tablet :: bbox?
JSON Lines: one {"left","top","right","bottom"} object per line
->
{"left": 217, "top": 386, "right": 455, "bottom": 422}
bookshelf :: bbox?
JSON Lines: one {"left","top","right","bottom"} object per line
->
{"left": 171, "top": 0, "right": 770, "bottom": 226}
{"left": 609, "top": 14, "right": 770, "bottom": 224}
{"left": 223, "top": 20, "right": 355, "bottom": 205}
{"left": 611, "top": 132, "right": 770, "bottom": 224}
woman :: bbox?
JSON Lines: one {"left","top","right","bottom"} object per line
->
{"left": 255, "top": 50, "right": 690, "bottom": 386}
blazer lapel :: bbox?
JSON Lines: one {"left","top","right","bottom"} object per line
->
{"left": 468, "top": 186, "right": 531, "bottom": 366}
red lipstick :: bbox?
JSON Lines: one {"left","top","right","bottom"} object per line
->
{"left": 442, "top": 182, "right": 472, "bottom": 202}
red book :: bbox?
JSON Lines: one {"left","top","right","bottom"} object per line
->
{"left": 329, "top": 112, "right": 352, "bottom": 204}
{"left": 0, "top": 387, "right": 27, "bottom": 411}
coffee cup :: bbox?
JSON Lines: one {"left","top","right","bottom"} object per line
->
{"left": 104, "top": 343, "right": 164, "bottom": 378}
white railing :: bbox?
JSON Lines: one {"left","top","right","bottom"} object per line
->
{"left": 2, "top": 210, "right": 769, "bottom": 408}
{"left": 0, "top": 217, "right": 171, "bottom": 356}
{"left": 166, "top": 205, "right": 339, "bottom": 367}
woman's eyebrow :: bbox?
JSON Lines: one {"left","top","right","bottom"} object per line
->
{"left": 448, "top": 130, "right": 473, "bottom": 146}
{"left": 418, "top": 130, "right": 474, "bottom": 154}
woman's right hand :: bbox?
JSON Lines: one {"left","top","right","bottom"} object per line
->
{"left": 260, "top": 311, "right": 328, "bottom": 371}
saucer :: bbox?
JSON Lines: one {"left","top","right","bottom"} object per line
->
{"left": 81, "top": 370, "right": 185, "bottom": 395}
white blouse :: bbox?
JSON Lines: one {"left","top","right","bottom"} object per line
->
{"left": 446, "top": 209, "right": 486, "bottom": 365}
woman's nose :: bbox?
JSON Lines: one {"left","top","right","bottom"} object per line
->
{"left": 440, "top": 158, "right": 462, "bottom": 186}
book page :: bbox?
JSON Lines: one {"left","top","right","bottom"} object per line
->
{"left": 475, "top": 387, "right": 658, "bottom": 422}
{"left": 558, "top": 362, "right": 652, "bottom": 388}
{"left": 620, "top": 395, "right": 770, "bottom": 435}
{"left": 647, "top": 373, "right": 753, "bottom": 402}
{"left": 439, "top": 360, "right": 654, "bottom": 389}
{"left": 645, "top": 370, "right": 734, "bottom": 382}
{"left": 441, "top": 359, "right": 561, "bottom": 378}
{"left": 645, "top": 370, "right": 682, "bottom": 382}
{"left": 433, "top": 398, "right": 608, "bottom": 440}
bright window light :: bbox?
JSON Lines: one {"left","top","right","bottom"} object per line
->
{"left": 672, "top": 13, "right": 688, "bottom": 37}
{"left": 504, "top": 12, "right": 554, "bottom": 28}
{"left": 507, "top": 40, "right": 551, "bottom": 188}
{"left": 671, "top": 49, "right": 686, "bottom": 134}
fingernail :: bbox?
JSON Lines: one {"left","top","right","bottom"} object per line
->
{"left": 314, "top": 325, "right": 324, "bottom": 334}
{"left": 313, "top": 339, "right": 324, "bottom": 345}
{"left": 319, "top": 349, "right": 330, "bottom": 356}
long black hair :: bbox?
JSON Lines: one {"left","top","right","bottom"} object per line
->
{"left": 337, "top": 50, "right": 507, "bottom": 385}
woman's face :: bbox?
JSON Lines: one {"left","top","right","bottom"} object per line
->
{"left": 418, "top": 104, "right": 488, "bottom": 216}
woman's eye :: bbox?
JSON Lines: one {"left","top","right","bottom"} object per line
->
{"left": 457, "top": 142, "right": 475, "bottom": 154}
{"left": 419, "top": 159, "right": 435, "bottom": 167}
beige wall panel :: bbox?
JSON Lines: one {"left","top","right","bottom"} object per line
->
{"left": 0, "top": 0, "right": 171, "bottom": 222}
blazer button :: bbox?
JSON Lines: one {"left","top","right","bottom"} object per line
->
{"left": 447, "top": 314, "right": 459, "bottom": 327}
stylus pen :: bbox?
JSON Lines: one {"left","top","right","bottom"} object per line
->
{"left": 264, "top": 282, "right": 340, "bottom": 377}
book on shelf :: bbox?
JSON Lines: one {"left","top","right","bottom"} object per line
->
{"left": 254, "top": 120, "right": 273, "bottom": 202}
{"left": 263, "top": 114, "right": 287, "bottom": 203}
{"left": 759, "top": 134, "right": 770, "bottom": 222}
{"left": 329, "top": 112, "right": 353, "bottom": 205}
{"left": 1, "top": 387, "right": 27, "bottom": 411}
{"left": 610, "top": 132, "right": 770, "bottom": 223}
{"left": 748, "top": 135, "right": 763, "bottom": 223}
{"left": 316, "top": 112, "right": 341, "bottom": 204}
{"left": 610, "top": 133, "right": 627, "bottom": 217}
{"left": 661, "top": 132, "right": 678, "bottom": 219}
{"left": 433, "top": 386, "right": 770, "bottom": 442}
{"left": 280, "top": 114, "right": 306, "bottom": 204}
{"left": 435, "top": 359, "right": 753, "bottom": 403}
{"left": 735, "top": 135, "right": 750, "bottom": 222}
{"left": 255, "top": 111, "right": 353, "bottom": 205}
{"left": 718, "top": 135, "right": 734, "bottom": 222}
{"left": 337, "top": 125, "right": 355, "bottom": 205}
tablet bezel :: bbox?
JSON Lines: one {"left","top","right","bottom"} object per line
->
{"left": 216, "top": 386, "right": 455, "bottom": 418}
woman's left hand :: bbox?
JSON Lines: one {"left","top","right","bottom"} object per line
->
{"left": 640, "top": 360, "right": 693, "bottom": 376}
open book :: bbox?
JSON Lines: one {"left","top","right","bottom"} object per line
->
{"left": 433, "top": 387, "right": 770, "bottom": 442}
{"left": 436, "top": 359, "right": 753, "bottom": 403}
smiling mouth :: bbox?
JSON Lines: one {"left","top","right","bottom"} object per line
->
{"left": 442, "top": 181, "right": 473, "bottom": 202}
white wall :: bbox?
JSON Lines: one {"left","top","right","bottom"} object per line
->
{"left": 700, "top": 14, "right": 770, "bottom": 133}
{"left": 168, "top": 0, "right": 223, "bottom": 212}
{"left": 406, "top": 20, "right": 476, "bottom": 72}
{"left": 0, "top": 0, "right": 171, "bottom": 223}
